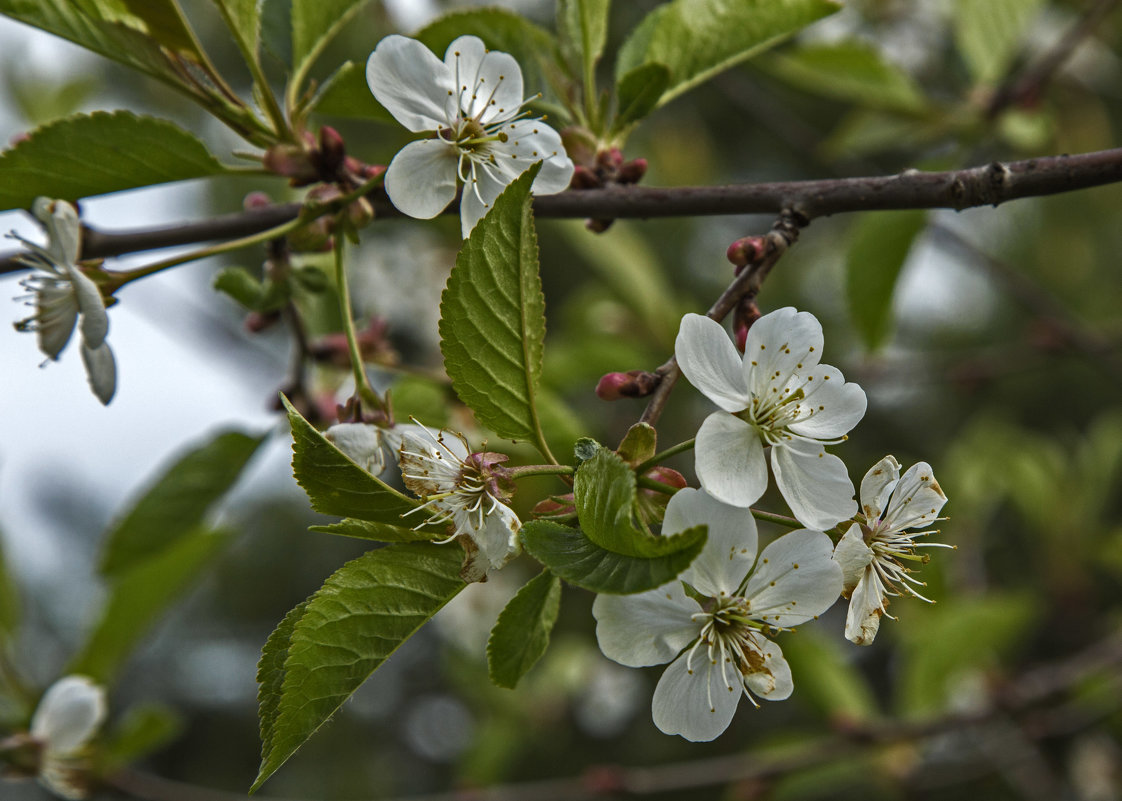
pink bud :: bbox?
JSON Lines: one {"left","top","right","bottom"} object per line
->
{"left": 317, "top": 126, "right": 346, "bottom": 173}
{"left": 596, "top": 370, "right": 660, "bottom": 400}
{"left": 263, "top": 143, "right": 318, "bottom": 186}
{"left": 570, "top": 165, "right": 602, "bottom": 190}
{"left": 617, "top": 158, "right": 648, "bottom": 184}
{"left": 245, "top": 310, "right": 280, "bottom": 333}
{"left": 243, "top": 191, "right": 271, "bottom": 211}
{"left": 726, "top": 236, "right": 765, "bottom": 269}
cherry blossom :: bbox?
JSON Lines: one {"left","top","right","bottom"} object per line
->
{"left": 29, "top": 676, "right": 107, "bottom": 799}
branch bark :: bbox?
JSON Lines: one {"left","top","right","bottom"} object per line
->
{"left": 3, "top": 148, "right": 1122, "bottom": 276}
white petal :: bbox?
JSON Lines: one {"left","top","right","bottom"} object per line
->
{"left": 384, "top": 139, "right": 459, "bottom": 220}
{"left": 460, "top": 160, "right": 510, "bottom": 237}
{"left": 366, "top": 35, "right": 453, "bottom": 132}
{"left": 445, "top": 37, "right": 524, "bottom": 124}
{"left": 651, "top": 652, "right": 740, "bottom": 741}
{"left": 593, "top": 583, "right": 699, "bottom": 667}
{"left": 66, "top": 264, "right": 107, "bottom": 350}
{"left": 33, "top": 281, "right": 79, "bottom": 360}
{"left": 771, "top": 444, "right": 856, "bottom": 529}
{"left": 325, "top": 423, "right": 387, "bottom": 474}
{"left": 833, "top": 523, "right": 874, "bottom": 595}
{"left": 742, "top": 634, "right": 794, "bottom": 701}
{"left": 880, "top": 462, "right": 947, "bottom": 531}
{"left": 844, "top": 566, "right": 886, "bottom": 645}
{"left": 665, "top": 488, "right": 757, "bottom": 598}
{"left": 745, "top": 529, "right": 842, "bottom": 627}
{"left": 466, "top": 501, "right": 521, "bottom": 570}
{"left": 786, "top": 364, "right": 867, "bottom": 440}
{"left": 80, "top": 341, "right": 116, "bottom": 405}
{"left": 490, "top": 120, "right": 572, "bottom": 190}
{"left": 859, "top": 455, "right": 901, "bottom": 521}
{"left": 675, "top": 314, "right": 749, "bottom": 412}
{"left": 695, "top": 413, "right": 768, "bottom": 508}
{"left": 743, "top": 307, "right": 823, "bottom": 393}
{"left": 30, "top": 676, "right": 107, "bottom": 755}
{"left": 34, "top": 198, "right": 81, "bottom": 265}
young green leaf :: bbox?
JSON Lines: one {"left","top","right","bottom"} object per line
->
{"left": 99, "top": 430, "right": 265, "bottom": 576}
{"left": 305, "top": 61, "right": 395, "bottom": 122}
{"left": 616, "top": 0, "right": 841, "bottom": 108}
{"left": 558, "top": 0, "right": 610, "bottom": 77}
{"left": 487, "top": 570, "right": 562, "bottom": 689}
{"left": 289, "top": 0, "right": 375, "bottom": 98}
{"left": 954, "top": 0, "right": 1045, "bottom": 86}
{"left": 612, "top": 62, "right": 671, "bottom": 132}
{"left": 845, "top": 210, "right": 928, "bottom": 351}
{"left": 439, "top": 166, "right": 548, "bottom": 446}
{"left": 257, "top": 599, "right": 310, "bottom": 761}
{"left": 282, "top": 395, "right": 427, "bottom": 526}
{"left": 521, "top": 520, "right": 705, "bottom": 594}
{"left": 252, "top": 543, "right": 465, "bottom": 791}
{"left": 212, "top": 0, "right": 263, "bottom": 67}
{"left": 309, "top": 519, "right": 432, "bottom": 543}
{"left": 0, "top": 111, "right": 229, "bottom": 212}
{"left": 69, "top": 528, "right": 230, "bottom": 683}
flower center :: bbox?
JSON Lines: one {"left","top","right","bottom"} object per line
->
{"left": 686, "top": 596, "right": 770, "bottom": 707}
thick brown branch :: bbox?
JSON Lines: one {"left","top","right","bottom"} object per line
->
{"left": 3, "top": 149, "right": 1122, "bottom": 276}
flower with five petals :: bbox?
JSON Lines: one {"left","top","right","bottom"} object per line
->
{"left": 675, "top": 308, "right": 867, "bottom": 529}
{"left": 366, "top": 34, "right": 574, "bottom": 237}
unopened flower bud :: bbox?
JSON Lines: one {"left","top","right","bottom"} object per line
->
{"left": 245, "top": 310, "right": 280, "bottom": 333}
{"left": 733, "top": 299, "right": 762, "bottom": 352}
{"left": 596, "top": 370, "right": 660, "bottom": 400}
{"left": 726, "top": 236, "right": 765, "bottom": 270}
{"left": 585, "top": 217, "right": 614, "bottom": 234}
{"left": 316, "top": 125, "right": 347, "bottom": 176}
{"left": 597, "top": 147, "right": 624, "bottom": 172}
{"left": 347, "top": 196, "right": 374, "bottom": 228}
{"left": 243, "top": 191, "right": 272, "bottom": 211}
{"left": 570, "top": 165, "right": 602, "bottom": 190}
{"left": 288, "top": 216, "right": 334, "bottom": 253}
{"left": 617, "top": 157, "right": 648, "bottom": 185}
{"left": 263, "top": 143, "right": 318, "bottom": 186}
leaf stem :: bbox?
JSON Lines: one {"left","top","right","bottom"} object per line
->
{"left": 507, "top": 464, "right": 574, "bottom": 480}
{"left": 333, "top": 229, "right": 386, "bottom": 414}
{"left": 634, "top": 438, "right": 695, "bottom": 475}
{"left": 750, "top": 509, "right": 802, "bottom": 529}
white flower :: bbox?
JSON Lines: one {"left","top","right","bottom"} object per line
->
{"left": 29, "top": 676, "right": 107, "bottom": 799}
{"left": 324, "top": 421, "right": 429, "bottom": 475}
{"left": 398, "top": 426, "right": 521, "bottom": 573}
{"left": 13, "top": 198, "right": 116, "bottom": 404}
{"left": 366, "top": 34, "right": 574, "bottom": 237}
{"left": 833, "top": 456, "right": 950, "bottom": 645}
{"left": 593, "top": 489, "right": 842, "bottom": 741}
{"left": 674, "top": 309, "right": 867, "bottom": 529}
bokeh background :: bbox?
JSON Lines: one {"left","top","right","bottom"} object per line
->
{"left": 2, "top": 0, "right": 1121, "bottom": 799}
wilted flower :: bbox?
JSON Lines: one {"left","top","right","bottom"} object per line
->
{"left": 833, "top": 456, "right": 950, "bottom": 645}
{"left": 13, "top": 198, "right": 115, "bottom": 404}
{"left": 366, "top": 34, "right": 574, "bottom": 237}
{"left": 675, "top": 309, "right": 866, "bottom": 529}
{"left": 325, "top": 420, "right": 432, "bottom": 476}
{"left": 398, "top": 426, "right": 521, "bottom": 574}
{"left": 593, "top": 489, "right": 842, "bottom": 741}
{"left": 29, "top": 676, "right": 107, "bottom": 799}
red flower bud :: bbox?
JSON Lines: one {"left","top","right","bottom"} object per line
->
{"left": 263, "top": 143, "right": 319, "bottom": 186}
{"left": 726, "top": 236, "right": 765, "bottom": 269}
{"left": 570, "top": 165, "right": 602, "bottom": 190}
{"left": 243, "top": 191, "right": 272, "bottom": 211}
{"left": 596, "top": 370, "right": 660, "bottom": 400}
{"left": 317, "top": 126, "right": 347, "bottom": 175}
{"left": 617, "top": 157, "right": 648, "bottom": 184}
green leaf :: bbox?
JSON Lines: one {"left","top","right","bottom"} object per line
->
{"left": 763, "top": 41, "right": 927, "bottom": 113}
{"left": 102, "top": 703, "right": 182, "bottom": 770}
{"left": 307, "top": 61, "right": 394, "bottom": 122}
{"left": 487, "top": 570, "right": 562, "bottom": 689}
{"left": 439, "top": 166, "right": 547, "bottom": 444}
{"left": 415, "top": 8, "right": 560, "bottom": 103}
{"left": 612, "top": 62, "right": 671, "bottom": 132}
{"left": 616, "top": 422, "right": 657, "bottom": 466}
{"left": 100, "top": 430, "right": 264, "bottom": 576}
{"left": 522, "top": 519, "right": 705, "bottom": 594}
{"left": 282, "top": 395, "right": 427, "bottom": 526}
{"left": 256, "top": 598, "right": 309, "bottom": 761}
{"left": 0, "top": 530, "right": 20, "bottom": 642}
{"left": 290, "top": 0, "right": 375, "bottom": 92}
{"left": 954, "top": 0, "right": 1045, "bottom": 86}
{"left": 845, "top": 210, "right": 927, "bottom": 351}
{"left": 212, "top": 0, "right": 262, "bottom": 64}
{"left": 615, "top": 0, "right": 840, "bottom": 107}
{"left": 558, "top": 0, "right": 610, "bottom": 108}
{"left": 252, "top": 543, "right": 465, "bottom": 791}
{"left": 309, "top": 519, "right": 431, "bottom": 543}
{"left": 0, "top": 111, "right": 229, "bottom": 212}
{"left": 782, "top": 631, "right": 878, "bottom": 722}
{"left": 69, "top": 528, "right": 230, "bottom": 683}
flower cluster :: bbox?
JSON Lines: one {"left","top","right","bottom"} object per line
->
{"left": 13, "top": 198, "right": 116, "bottom": 404}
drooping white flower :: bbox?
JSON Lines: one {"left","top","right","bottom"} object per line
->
{"left": 833, "top": 456, "right": 950, "bottom": 645}
{"left": 13, "top": 198, "right": 116, "bottom": 404}
{"left": 29, "top": 676, "right": 107, "bottom": 799}
{"left": 398, "top": 426, "right": 521, "bottom": 573}
{"left": 593, "top": 489, "right": 843, "bottom": 741}
{"left": 366, "top": 34, "right": 574, "bottom": 237}
{"left": 675, "top": 309, "right": 867, "bottom": 529}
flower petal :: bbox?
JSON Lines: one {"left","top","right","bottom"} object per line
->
{"left": 786, "top": 364, "right": 867, "bottom": 440}
{"left": 859, "top": 455, "right": 901, "bottom": 521}
{"left": 695, "top": 413, "right": 768, "bottom": 508}
{"left": 880, "top": 462, "right": 947, "bottom": 531}
{"left": 771, "top": 444, "right": 856, "bottom": 529}
{"left": 32, "top": 281, "right": 79, "bottom": 360}
{"left": 665, "top": 488, "right": 757, "bottom": 598}
{"left": 384, "top": 139, "right": 459, "bottom": 220}
{"left": 593, "top": 583, "right": 698, "bottom": 667}
{"left": 844, "top": 566, "right": 886, "bottom": 646}
{"left": 744, "top": 529, "right": 842, "bottom": 627}
{"left": 460, "top": 160, "right": 509, "bottom": 237}
{"left": 325, "top": 423, "right": 387, "bottom": 475}
{"left": 490, "top": 120, "right": 573, "bottom": 192}
{"left": 675, "top": 313, "right": 749, "bottom": 412}
{"left": 33, "top": 198, "right": 82, "bottom": 265}
{"left": 651, "top": 651, "right": 740, "bottom": 741}
{"left": 833, "top": 523, "right": 874, "bottom": 595}
{"left": 743, "top": 307, "right": 823, "bottom": 393}
{"left": 80, "top": 341, "right": 116, "bottom": 405}
{"left": 742, "top": 634, "right": 794, "bottom": 701}
{"left": 466, "top": 501, "right": 521, "bottom": 570}
{"left": 30, "top": 676, "right": 107, "bottom": 756}
{"left": 445, "top": 36, "right": 524, "bottom": 124}
{"left": 65, "top": 264, "right": 108, "bottom": 350}
{"left": 366, "top": 35, "right": 453, "bottom": 132}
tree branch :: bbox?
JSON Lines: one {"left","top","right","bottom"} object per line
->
{"left": 3, "top": 149, "right": 1122, "bottom": 276}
